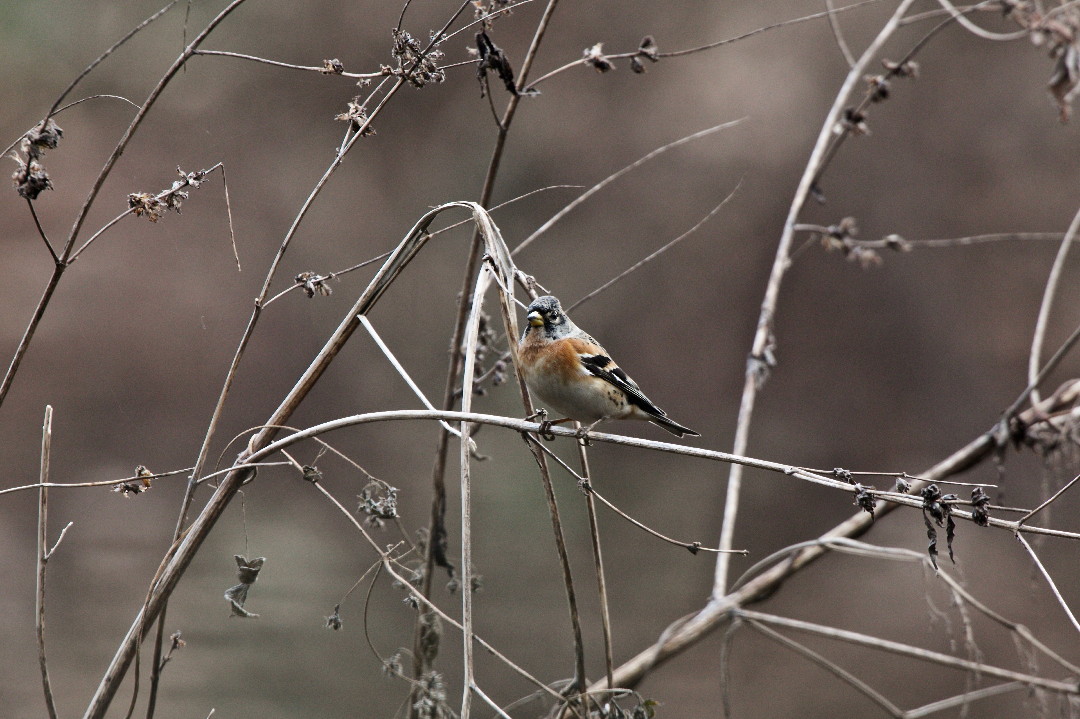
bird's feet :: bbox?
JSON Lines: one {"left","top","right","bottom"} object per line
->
{"left": 574, "top": 419, "right": 603, "bottom": 446}
{"left": 538, "top": 420, "right": 558, "bottom": 441}
{"left": 525, "top": 409, "right": 557, "bottom": 441}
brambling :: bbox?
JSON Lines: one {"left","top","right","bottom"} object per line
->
{"left": 518, "top": 295, "right": 699, "bottom": 438}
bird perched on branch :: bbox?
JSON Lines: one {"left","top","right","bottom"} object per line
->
{"left": 517, "top": 295, "right": 699, "bottom": 439}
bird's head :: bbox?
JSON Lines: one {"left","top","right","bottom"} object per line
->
{"left": 524, "top": 295, "right": 574, "bottom": 339}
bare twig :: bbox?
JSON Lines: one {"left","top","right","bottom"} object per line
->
{"left": 566, "top": 182, "right": 741, "bottom": 313}
{"left": 713, "top": 0, "right": 920, "bottom": 599}
{"left": 457, "top": 255, "right": 490, "bottom": 719}
{"left": 737, "top": 609, "right": 1079, "bottom": 695}
{"left": 0, "top": 0, "right": 250, "bottom": 410}
{"left": 308, "top": 479, "right": 565, "bottom": 705}
{"left": 1017, "top": 473, "right": 1080, "bottom": 527}
{"left": 1001, "top": 318, "right": 1080, "bottom": 422}
{"left": 807, "top": 1, "right": 997, "bottom": 194}
{"left": 440, "top": 0, "right": 536, "bottom": 44}
{"left": 586, "top": 386, "right": 1080, "bottom": 693}
{"left": 933, "top": 0, "right": 1029, "bottom": 41}
{"left": 36, "top": 405, "right": 59, "bottom": 719}
{"left": 263, "top": 186, "right": 579, "bottom": 308}
{"left": 1014, "top": 532, "right": 1080, "bottom": 636}
{"left": 46, "top": 0, "right": 184, "bottom": 118}
{"left": 513, "top": 121, "right": 743, "bottom": 257}
{"left": 413, "top": 0, "right": 563, "bottom": 706}
{"left": 191, "top": 49, "right": 386, "bottom": 78}
{"left": 523, "top": 434, "right": 738, "bottom": 553}
{"left": 472, "top": 684, "right": 513, "bottom": 719}
{"left": 825, "top": 0, "right": 857, "bottom": 67}
{"left": 360, "top": 316, "right": 465, "bottom": 440}
{"left": 934, "top": 567, "right": 1080, "bottom": 676}
{"left": 905, "top": 682, "right": 1025, "bottom": 719}
{"left": 70, "top": 163, "right": 224, "bottom": 261}
{"left": 734, "top": 537, "right": 1080, "bottom": 678}
{"left": 746, "top": 619, "right": 904, "bottom": 717}
{"left": 27, "top": 200, "right": 59, "bottom": 264}
{"left": 83, "top": 203, "right": 520, "bottom": 719}
{"left": 0, "top": 467, "right": 192, "bottom": 496}
{"left": 575, "top": 432, "right": 614, "bottom": 692}
{"left": 523, "top": 0, "right": 884, "bottom": 90}
{"left": 220, "top": 164, "right": 240, "bottom": 271}
{"left": 235, "top": 409, "right": 1079, "bottom": 539}
{"left": 1028, "top": 204, "right": 1080, "bottom": 405}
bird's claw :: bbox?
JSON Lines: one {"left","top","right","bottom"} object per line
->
{"left": 524, "top": 409, "right": 557, "bottom": 441}
{"left": 525, "top": 408, "right": 548, "bottom": 423}
{"left": 538, "top": 419, "right": 557, "bottom": 442}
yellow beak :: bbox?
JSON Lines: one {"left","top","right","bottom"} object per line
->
{"left": 527, "top": 310, "right": 544, "bottom": 327}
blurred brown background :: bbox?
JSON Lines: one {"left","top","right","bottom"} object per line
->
{"left": 3, "top": 0, "right": 1080, "bottom": 717}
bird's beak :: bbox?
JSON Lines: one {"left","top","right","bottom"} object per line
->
{"left": 527, "top": 310, "right": 544, "bottom": 327}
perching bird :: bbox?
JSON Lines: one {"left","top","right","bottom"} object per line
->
{"left": 517, "top": 295, "right": 699, "bottom": 438}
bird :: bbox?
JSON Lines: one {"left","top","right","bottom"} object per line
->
{"left": 517, "top": 295, "right": 699, "bottom": 438}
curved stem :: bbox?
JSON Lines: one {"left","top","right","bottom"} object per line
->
{"left": 712, "top": 0, "right": 919, "bottom": 598}
{"left": 412, "top": 0, "right": 562, "bottom": 701}
{"left": 1028, "top": 203, "right": 1080, "bottom": 404}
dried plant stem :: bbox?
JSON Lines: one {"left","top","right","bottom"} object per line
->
{"left": 147, "top": 78, "right": 404, "bottom": 709}
{"left": 934, "top": 0, "right": 1029, "bottom": 40}
{"left": 713, "top": 0, "right": 919, "bottom": 598}
{"left": 47, "top": 0, "right": 183, "bottom": 117}
{"left": 1001, "top": 318, "right": 1080, "bottom": 421}
{"left": 520, "top": 439, "right": 589, "bottom": 713}
{"left": 70, "top": 162, "right": 224, "bottom": 261}
{"left": 586, "top": 484, "right": 737, "bottom": 554}
{"left": 82, "top": 202, "right": 496, "bottom": 719}
{"left": 745, "top": 619, "right": 904, "bottom": 717}
{"left": 587, "top": 422, "right": 1008, "bottom": 692}
{"left": 566, "top": 183, "right": 741, "bottom": 313}
{"left": 934, "top": 566, "right": 1080, "bottom": 676}
{"left": 513, "top": 122, "right": 742, "bottom": 257}
{"left": 1028, "top": 203, "right": 1080, "bottom": 405}
{"left": 457, "top": 264, "right": 493, "bottom": 719}
{"left": 309, "top": 480, "right": 566, "bottom": 706}
{"left": 1015, "top": 532, "right": 1080, "bottom": 636}
{"left": 0, "top": 467, "right": 192, "bottom": 496}
{"left": 453, "top": 240, "right": 539, "bottom": 713}
{"left": 473, "top": 684, "right": 513, "bottom": 719}
{"left": 0, "top": 268, "right": 64, "bottom": 408}
{"left": 737, "top": 609, "right": 1079, "bottom": 695}
{"left": 794, "top": 228, "right": 1067, "bottom": 249}
{"left": 360, "top": 316, "right": 464, "bottom": 439}
{"left": 905, "top": 682, "right": 1025, "bottom": 719}
{"left": 27, "top": 200, "right": 58, "bottom": 264}
{"left": 64, "top": 0, "right": 246, "bottom": 259}
{"left": 3, "top": 101, "right": 128, "bottom": 163}
{"left": 66, "top": 397, "right": 1054, "bottom": 711}
{"left": 525, "top": 436, "right": 734, "bottom": 553}
{"left": 730, "top": 535, "right": 1080, "bottom": 678}
{"left": 825, "top": 0, "right": 857, "bottom": 67}
{"left": 36, "top": 405, "right": 59, "bottom": 719}
{"left": 0, "top": 0, "right": 249, "bottom": 410}
{"left": 413, "top": 0, "right": 561, "bottom": 700}
{"left": 192, "top": 49, "right": 385, "bottom": 78}
{"left": 523, "top": 0, "right": 883, "bottom": 90}
{"left": 239, "top": 408, "right": 1079, "bottom": 540}
{"left": 1017, "top": 473, "right": 1080, "bottom": 526}
{"left": 576, "top": 435, "right": 614, "bottom": 692}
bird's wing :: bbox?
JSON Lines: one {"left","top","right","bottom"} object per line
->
{"left": 567, "top": 337, "right": 667, "bottom": 418}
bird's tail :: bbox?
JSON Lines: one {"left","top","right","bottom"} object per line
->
{"left": 650, "top": 415, "right": 700, "bottom": 438}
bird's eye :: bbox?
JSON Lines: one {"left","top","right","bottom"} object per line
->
{"left": 549, "top": 312, "right": 560, "bottom": 321}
